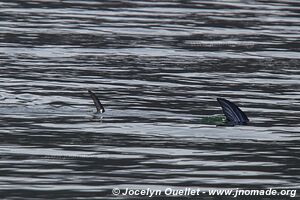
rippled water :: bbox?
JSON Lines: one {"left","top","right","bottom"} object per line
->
{"left": 0, "top": 0, "right": 299, "bottom": 199}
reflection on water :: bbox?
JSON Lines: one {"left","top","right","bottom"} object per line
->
{"left": 0, "top": 0, "right": 299, "bottom": 199}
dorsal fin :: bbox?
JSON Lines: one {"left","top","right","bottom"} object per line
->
{"left": 217, "top": 98, "right": 249, "bottom": 125}
{"left": 88, "top": 90, "right": 105, "bottom": 113}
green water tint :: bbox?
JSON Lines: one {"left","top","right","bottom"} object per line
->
{"left": 200, "top": 115, "right": 227, "bottom": 125}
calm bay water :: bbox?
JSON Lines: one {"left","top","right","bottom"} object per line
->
{"left": 0, "top": 0, "right": 299, "bottom": 199}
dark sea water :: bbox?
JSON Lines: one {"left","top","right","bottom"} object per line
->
{"left": 0, "top": 0, "right": 299, "bottom": 199}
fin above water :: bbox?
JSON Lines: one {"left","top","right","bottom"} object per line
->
{"left": 88, "top": 90, "right": 105, "bottom": 113}
{"left": 217, "top": 98, "right": 249, "bottom": 125}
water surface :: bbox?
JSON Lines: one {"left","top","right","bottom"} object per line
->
{"left": 0, "top": 0, "right": 299, "bottom": 199}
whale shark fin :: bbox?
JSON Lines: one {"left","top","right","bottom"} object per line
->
{"left": 217, "top": 98, "right": 249, "bottom": 125}
{"left": 88, "top": 90, "right": 105, "bottom": 113}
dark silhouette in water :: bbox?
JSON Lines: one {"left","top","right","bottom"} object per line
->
{"left": 88, "top": 90, "right": 105, "bottom": 113}
{"left": 88, "top": 90, "right": 249, "bottom": 125}
{"left": 217, "top": 98, "right": 249, "bottom": 125}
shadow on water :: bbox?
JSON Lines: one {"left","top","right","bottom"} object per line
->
{"left": 0, "top": 0, "right": 299, "bottom": 199}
